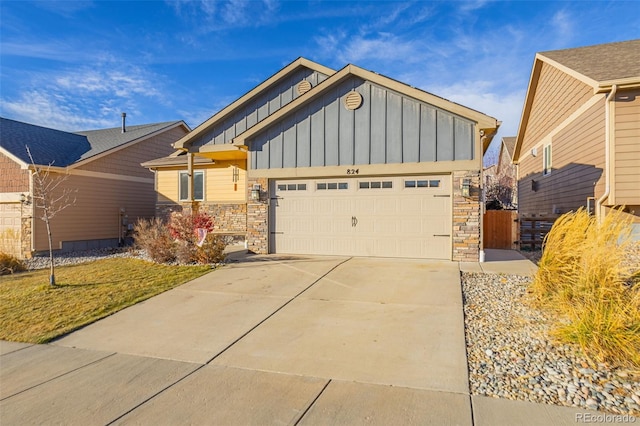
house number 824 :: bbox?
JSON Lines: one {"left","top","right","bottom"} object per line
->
{"left": 346, "top": 169, "right": 359, "bottom": 175}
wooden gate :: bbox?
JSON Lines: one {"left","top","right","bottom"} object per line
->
{"left": 483, "top": 210, "right": 518, "bottom": 249}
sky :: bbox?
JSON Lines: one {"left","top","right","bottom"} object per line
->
{"left": 1, "top": 0, "right": 639, "bottom": 162}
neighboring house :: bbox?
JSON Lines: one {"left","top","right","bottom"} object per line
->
{"left": 0, "top": 117, "right": 189, "bottom": 258}
{"left": 513, "top": 40, "right": 640, "bottom": 228}
{"left": 492, "top": 136, "right": 518, "bottom": 209}
{"left": 144, "top": 57, "right": 500, "bottom": 261}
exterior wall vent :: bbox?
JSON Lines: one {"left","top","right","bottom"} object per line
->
{"left": 297, "top": 80, "right": 312, "bottom": 95}
{"left": 344, "top": 91, "right": 363, "bottom": 110}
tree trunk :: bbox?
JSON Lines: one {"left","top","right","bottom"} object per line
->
{"left": 44, "top": 207, "right": 55, "bottom": 286}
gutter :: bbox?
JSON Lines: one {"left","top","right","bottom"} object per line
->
{"left": 595, "top": 84, "right": 617, "bottom": 223}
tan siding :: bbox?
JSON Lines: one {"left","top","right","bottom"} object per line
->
{"left": 77, "top": 127, "right": 186, "bottom": 177}
{"left": 614, "top": 88, "right": 640, "bottom": 205}
{"left": 156, "top": 162, "right": 247, "bottom": 204}
{"left": 157, "top": 168, "right": 180, "bottom": 203}
{"left": 0, "top": 152, "right": 29, "bottom": 192}
{"left": 205, "top": 161, "right": 246, "bottom": 202}
{"left": 518, "top": 99, "right": 606, "bottom": 216}
{"left": 520, "top": 62, "right": 594, "bottom": 159}
{"left": 33, "top": 172, "right": 156, "bottom": 251}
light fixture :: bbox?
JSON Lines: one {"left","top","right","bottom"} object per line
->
{"left": 251, "top": 184, "right": 261, "bottom": 201}
{"left": 461, "top": 179, "right": 471, "bottom": 197}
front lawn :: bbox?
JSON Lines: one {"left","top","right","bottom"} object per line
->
{"left": 0, "top": 258, "right": 211, "bottom": 343}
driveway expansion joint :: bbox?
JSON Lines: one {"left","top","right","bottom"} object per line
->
{"left": 204, "top": 257, "right": 353, "bottom": 365}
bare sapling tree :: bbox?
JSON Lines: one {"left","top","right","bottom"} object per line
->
{"left": 26, "top": 146, "right": 76, "bottom": 286}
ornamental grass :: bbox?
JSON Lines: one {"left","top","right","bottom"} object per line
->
{"left": 531, "top": 208, "right": 640, "bottom": 368}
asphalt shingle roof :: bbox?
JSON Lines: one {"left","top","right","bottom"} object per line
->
{"left": 540, "top": 39, "right": 640, "bottom": 83}
{"left": 1, "top": 118, "right": 181, "bottom": 167}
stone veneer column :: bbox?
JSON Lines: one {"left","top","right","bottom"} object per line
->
{"left": 452, "top": 170, "right": 481, "bottom": 262}
{"left": 246, "top": 177, "right": 269, "bottom": 254}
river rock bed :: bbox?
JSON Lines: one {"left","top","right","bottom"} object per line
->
{"left": 462, "top": 271, "right": 640, "bottom": 416}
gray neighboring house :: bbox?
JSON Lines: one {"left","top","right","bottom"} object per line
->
{"left": 0, "top": 117, "right": 189, "bottom": 258}
{"left": 146, "top": 57, "right": 501, "bottom": 261}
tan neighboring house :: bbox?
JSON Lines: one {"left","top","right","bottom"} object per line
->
{"left": 0, "top": 117, "right": 189, "bottom": 258}
{"left": 513, "top": 40, "right": 640, "bottom": 231}
{"left": 144, "top": 57, "right": 500, "bottom": 261}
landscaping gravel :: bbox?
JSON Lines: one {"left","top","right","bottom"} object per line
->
{"left": 24, "top": 248, "right": 149, "bottom": 270}
{"left": 463, "top": 272, "right": 640, "bottom": 417}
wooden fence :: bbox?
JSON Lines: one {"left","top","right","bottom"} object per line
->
{"left": 483, "top": 210, "right": 518, "bottom": 249}
{"left": 519, "top": 217, "right": 556, "bottom": 250}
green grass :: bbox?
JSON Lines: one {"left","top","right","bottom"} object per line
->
{"left": 0, "top": 258, "right": 211, "bottom": 343}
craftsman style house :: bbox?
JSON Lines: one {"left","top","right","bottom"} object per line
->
{"left": 143, "top": 58, "right": 500, "bottom": 261}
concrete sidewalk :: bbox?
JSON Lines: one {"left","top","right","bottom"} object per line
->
{"left": 1, "top": 251, "right": 627, "bottom": 425}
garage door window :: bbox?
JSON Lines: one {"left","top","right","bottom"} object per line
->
{"left": 317, "top": 182, "right": 348, "bottom": 190}
{"left": 359, "top": 181, "right": 393, "bottom": 189}
{"left": 404, "top": 179, "right": 440, "bottom": 188}
{"left": 277, "top": 183, "right": 307, "bottom": 191}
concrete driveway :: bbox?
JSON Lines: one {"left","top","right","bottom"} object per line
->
{"left": 2, "top": 255, "right": 474, "bottom": 424}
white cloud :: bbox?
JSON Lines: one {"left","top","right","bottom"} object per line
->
{"left": 1, "top": 63, "right": 168, "bottom": 131}
{"left": 169, "top": 0, "right": 279, "bottom": 30}
{"left": 315, "top": 31, "right": 425, "bottom": 65}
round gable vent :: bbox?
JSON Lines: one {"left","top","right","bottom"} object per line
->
{"left": 344, "top": 91, "right": 363, "bottom": 110}
{"left": 297, "top": 80, "right": 312, "bottom": 95}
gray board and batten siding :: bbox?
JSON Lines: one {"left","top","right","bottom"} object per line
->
{"left": 249, "top": 76, "right": 475, "bottom": 169}
{"left": 190, "top": 68, "right": 330, "bottom": 148}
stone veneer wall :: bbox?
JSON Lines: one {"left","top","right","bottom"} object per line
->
{"left": 246, "top": 177, "right": 269, "bottom": 254}
{"left": 452, "top": 170, "right": 481, "bottom": 262}
{"left": 21, "top": 211, "right": 32, "bottom": 259}
{"left": 157, "top": 202, "right": 246, "bottom": 232}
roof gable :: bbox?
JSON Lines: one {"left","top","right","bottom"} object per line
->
{"left": 0, "top": 117, "right": 187, "bottom": 167}
{"left": 174, "top": 57, "right": 335, "bottom": 150}
{"left": 234, "top": 64, "right": 499, "bottom": 150}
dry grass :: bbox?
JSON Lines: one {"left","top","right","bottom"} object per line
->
{"left": 531, "top": 208, "right": 640, "bottom": 368}
{"left": 0, "top": 258, "right": 211, "bottom": 343}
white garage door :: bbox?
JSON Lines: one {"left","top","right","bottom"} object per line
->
{"left": 269, "top": 175, "right": 451, "bottom": 259}
{"left": 0, "top": 202, "right": 22, "bottom": 258}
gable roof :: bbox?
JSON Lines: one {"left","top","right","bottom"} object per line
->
{"left": 0, "top": 117, "right": 187, "bottom": 167}
{"left": 232, "top": 63, "right": 500, "bottom": 151}
{"left": 174, "top": 57, "right": 335, "bottom": 150}
{"left": 501, "top": 137, "right": 516, "bottom": 160}
{"left": 539, "top": 39, "right": 640, "bottom": 86}
{"left": 513, "top": 39, "right": 639, "bottom": 163}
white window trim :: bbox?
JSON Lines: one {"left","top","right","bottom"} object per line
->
{"left": 543, "top": 144, "right": 552, "bottom": 176}
{"left": 179, "top": 170, "right": 205, "bottom": 201}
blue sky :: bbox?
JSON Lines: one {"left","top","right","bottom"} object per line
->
{"left": 1, "top": 1, "right": 639, "bottom": 160}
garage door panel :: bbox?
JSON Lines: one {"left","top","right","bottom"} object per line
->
{"left": 272, "top": 176, "right": 451, "bottom": 259}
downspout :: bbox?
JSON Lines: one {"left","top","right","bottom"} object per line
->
{"left": 596, "top": 84, "right": 617, "bottom": 223}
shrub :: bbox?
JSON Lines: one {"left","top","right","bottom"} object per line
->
{"left": 531, "top": 208, "right": 640, "bottom": 367}
{"left": 0, "top": 252, "right": 27, "bottom": 275}
{"left": 168, "top": 211, "right": 221, "bottom": 264}
{"left": 194, "top": 235, "right": 228, "bottom": 264}
{"left": 133, "top": 218, "right": 176, "bottom": 264}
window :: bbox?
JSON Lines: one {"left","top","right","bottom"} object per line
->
{"left": 277, "top": 183, "right": 307, "bottom": 191}
{"left": 359, "top": 181, "right": 393, "bottom": 189}
{"left": 404, "top": 179, "right": 440, "bottom": 188}
{"left": 316, "top": 182, "right": 348, "bottom": 190}
{"left": 179, "top": 171, "right": 204, "bottom": 201}
{"left": 543, "top": 144, "right": 552, "bottom": 176}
